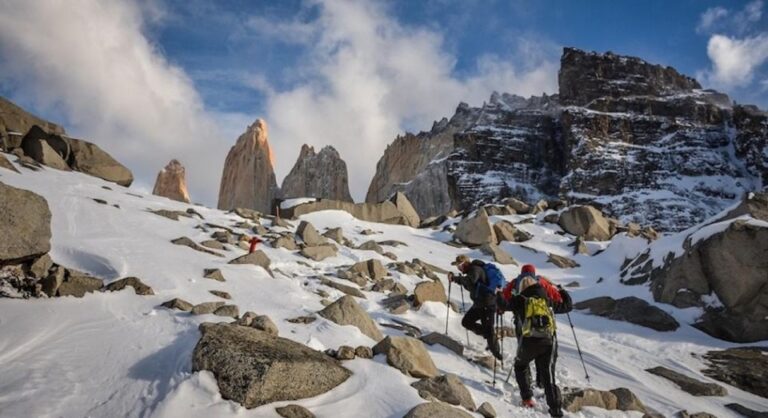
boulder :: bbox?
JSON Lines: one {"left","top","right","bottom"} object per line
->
{"left": 336, "top": 345, "right": 356, "bottom": 360}
{"left": 21, "top": 136, "right": 69, "bottom": 170}
{"left": 558, "top": 205, "right": 613, "bottom": 241}
{"left": 504, "top": 197, "right": 531, "bottom": 214}
{"left": 563, "top": 387, "right": 647, "bottom": 413}
{"left": 413, "top": 280, "right": 447, "bottom": 306}
{"left": 57, "top": 269, "right": 102, "bottom": 297}
{"left": 547, "top": 253, "right": 580, "bottom": 268}
{"left": 574, "top": 296, "right": 679, "bottom": 331}
{"left": 104, "top": 277, "right": 154, "bottom": 295}
{"left": 412, "top": 374, "right": 476, "bottom": 411}
{"left": 651, "top": 220, "right": 768, "bottom": 342}
{"left": 403, "top": 402, "right": 473, "bottom": 418}
{"left": 322, "top": 227, "right": 346, "bottom": 244}
{"left": 676, "top": 412, "right": 718, "bottom": 418}
{"left": 161, "top": 298, "right": 193, "bottom": 311}
{"left": 296, "top": 221, "right": 327, "bottom": 246}
{"left": 702, "top": 347, "right": 768, "bottom": 399}
{"left": 480, "top": 243, "right": 517, "bottom": 265}
{"left": 191, "top": 301, "right": 226, "bottom": 315}
{"left": 372, "top": 336, "right": 438, "bottom": 378}
{"left": 571, "top": 236, "right": 589, "bottom": 255}
{"left": 357, "top": 240, "right": 384, "bottom": 254}
{"left": 493, "top": 221, "right": 518, "bottom": 242}
{"left": 67, "top": 136, "right": 133, "bottom": 186}
{"left": 420, "top": 332, "right": 464, "bottom": 356}
{"left": 0, "top": 182, "right": 52, "bottom": 263}
{"left": 28, "top": 254, "right": 53, "bottom": 278}
{"left": 251, "top": 315, "right": 279, "bottom": 336}
{"left": 203, "top": 268, "right": 226, "bottom": 282}
{"left": 319, "top": 295, "right": 384, "bottom": 341}
{"left": 276, "top": 404, "right": 315, "bottom": 418}
{"left": 272, "top": 235, "right": 298, "bottom": 250}
{"left": 454, "top": 209, "right": 497, "bottom": 246}
{"left": 725, "top": 404, "right": 768, "bottom": 418}
{"left": 345, "top": 259, "right": 387, "bottom": 281}
{"left": 152, "top": 159, "right": 191, "bottom": 203}
{"left": 228, "top": 250, "right": 272, "bottom": 275}
{"left": 354, "top": 346, "right": 373, "bottom": 359}
{"left": 645, "top": 366, "right": 727, "bottom": 396}
{"left": 300, "top": 244, "right": 338, "bottom": 261}
{"left": 209, "top": 290, "right": 231, "bottom": 300}
{"left": 477, "top": 402, "right": 496, "bottom": 418}
{"left": 39, "top": 265, "right": 64, "bottom": 297}
{"left": 0, "top": 154, "right": 19, "bottom": 173}
{"left": 200, "top": 240, "right": 227, "bottom": 251}
{"left": 214, "top": 305, "right": 240, "bottom": 318}
{"left": 192, "top": 322, "right": 351, "bottom": 409}
{"left": 389, "top": 192, "right": 421, "bottom": 227}
{"left": 217, "top": 119, "right": 278, "bottom": 213}
{"left": 319, "top": 277, "right": 366, "bottom": 299}
{"left": 171, "top": 237, "right": 224, "bottom": 257}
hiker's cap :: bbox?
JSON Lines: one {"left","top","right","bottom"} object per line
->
{"left": 521, "top": 264, "right": 536, "bottom": 274}
{"left": 451, "top": 254, "right": 470, "bottom": 266}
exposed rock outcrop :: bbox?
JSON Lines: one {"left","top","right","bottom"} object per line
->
{"left": 574, "top": 296, "right": 679, "bottom": 331}
{"left": 318, "top": 295, "right": 383, "bottom": 341}
{"left": 152, "top": 159, "right": 191, "bottom": 203}
{"left": 702, "top": 347, "right": 768, "bottom": 399}
{"left": 558, "top": 205, "right": 612, "bottom": 241}
{"left": 454, "top": 209, "right": 496, "bottom": 246}
{"left": 563, "top": 387, "right": 648, "bottom": 413}
{"left": 281, "top": 199, "right": 419, "bottom": 227}
{"left": 281, "top": 144, "right": 352, "bottom": 202}
{"left": 366, "top": 48, "right": 765, "bottom": 231}
{"left": 0, "top": 182, "right": 52, "bottom": 264}
{"left": 218, "top": 119, "right": 278, "bottom": 213}
{"left": 192, "top": 322, "right": 351, "bottom": 409}
{"left": 1, "top": 96, "right": 65, "bottom": 152}
{"left": 645, "top": 366, "right": 727, "bottom": 396}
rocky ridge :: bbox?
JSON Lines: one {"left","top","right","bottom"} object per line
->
{"left": 366, "top": 48, "right": 767, "bottom": 231}
{"left": 281, "top": 144, "right": 353, "bottom": 202}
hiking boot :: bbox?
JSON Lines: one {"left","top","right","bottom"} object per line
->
{"left": 521, "top": 398, "right": 536, "bottom": 408}
{"left": 486, "top": 339, "right": 502, "bottom": 360}
{"left": 549, "top": 408, "right": 564, "bottom": 417}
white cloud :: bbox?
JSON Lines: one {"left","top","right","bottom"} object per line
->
{"left": 251, "top": 0, "right": 558, "bottom": 200}
{"left": 696, "top": 6, "right": 729, "bottom": 33}
{"left": 0, "top": 0, "right": 227, "bottom": 205}
{"left": 701, "top": 34, "right": 768, "bottom": 87}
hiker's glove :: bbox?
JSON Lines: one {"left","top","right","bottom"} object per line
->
{"left": 447, "top": 272, "right": 454, "bottom": 282}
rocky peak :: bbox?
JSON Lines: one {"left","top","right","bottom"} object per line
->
{"left": 281, "top": 144, "right": 353, "bottom": 202}
{"left": 217, "top": 119, "right": 278, "bottom": 213}
{"left": 152, "top": 159, "right": 191, "bottom": 203}
{"left": 559, "top": 47, "right": 701, "bottom": 106}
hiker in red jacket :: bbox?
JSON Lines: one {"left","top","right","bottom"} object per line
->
{"left": 249, "top": 236, "right": 263, "bottom": 253}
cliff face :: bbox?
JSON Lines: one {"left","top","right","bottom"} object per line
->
{"left": 366, "top": 48, "right": 766, "bottom": 231}
{"left": 152, "top": 159, "right": 191, "bottom": 203}
{"left": 281, "top": 144, "right": 353, "bottom": 202}
{"left": 217, "top": 119, "right": 278, "bottom": 213}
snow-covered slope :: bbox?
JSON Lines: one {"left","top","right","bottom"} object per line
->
{"left": 0, "top": 156, "right": 765, "bottom": 418}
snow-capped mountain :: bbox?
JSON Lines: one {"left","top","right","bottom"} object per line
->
{"left": 366, "top": 48, "right": 767, "bottom": 232}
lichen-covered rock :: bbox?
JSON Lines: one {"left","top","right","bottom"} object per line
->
{"left": 192, "top": 322, "right": 351, "bottom": 409}
{"left": 319, "top": 295, "right": 383, "bottom": 341}
{"left": 0, "top": 182, "right": 52, "bottom": 263}
{"left": 372, "top": 336, "right": 438, "bottom": 378}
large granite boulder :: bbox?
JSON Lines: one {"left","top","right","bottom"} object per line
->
{"left": 574, "top": 296, "right": 679, "bottom": 331}
{"left": 192, "top": 322, "right": 351, "bottom": 409}
{"left": 228, "top": 250, "right": 272, "bottom": 275}
{"left": 0, "top": 97, "right": 65, "bottom": 152}
{"left": 67, "top": 136, "right": 133, "bottom": 186}
{"left": 411, "top": 374, "right": 476, "bottom": 411}
{"left": 280, "top": 144, "right": 353, "bottom": 202}
{"left": 454, "top": 208, "right": 496, "bottom": 246}
{"left": 403, "top": 402, "right": 474, "bottom": 418}
{"left": 217, "top": 119, "right": 278, "bottom": 213}
{"left": 300, "top": 244, "right": 338, "bottom": 261}
{"left": 20, "top": 127, "right": 70, "bottom": 170}
{"left": 558, "top": 205, "right": 612, "bottom": 241}
{"left": 0, "top": 182, "right": 51, "bottom": 263}
{"left": 645, "top": 366, "right": 727, "bottom": 396}
{"left": 413, "top": 280, "right": 447, "bottom": 306}
{"left": 318, "top": 295, "right": 384, "bottom": 341}
{"left": 296, "top": 221, "right": 327, "bottom": 246}
{"left": 389, "top": 192, "right": 421, "bottom": 228}
{"left": 152, "top": 159, "right": 191, "bottom": 203}
{"left": 373, "top": 336, "right": 438, "bottom": 378}
{"left": 563, "top": 387, "right": 648, "bottom": 413}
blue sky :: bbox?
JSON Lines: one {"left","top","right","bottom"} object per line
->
{"left": 0, "top": 0, "right": 766, "bottom": 204}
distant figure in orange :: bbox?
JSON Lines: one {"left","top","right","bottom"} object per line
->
{"left": 249, "top": 236, "right": 263, "bottom": 253}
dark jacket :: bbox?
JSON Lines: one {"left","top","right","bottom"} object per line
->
{"left": 454, "top": 260, "right": 496, "bottom": 307}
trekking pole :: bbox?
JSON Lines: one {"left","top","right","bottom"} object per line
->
{"left": 566, "top": 311, "right": 590, "bottom": 383}
{"left": 492, "top": 354, "right": 497, "bottom": 388}
{"left": 445, "top": 279, "right": 452, "bottom": 335}
{"left": 499, "top": 313, "right": 504, "bottom": 366}
{"left": 459, "top": 287, "right": 469, "bottom": 345}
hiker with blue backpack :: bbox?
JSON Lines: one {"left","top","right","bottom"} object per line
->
{"left": 447, "top": 254, "right": 506, "bottom": 360}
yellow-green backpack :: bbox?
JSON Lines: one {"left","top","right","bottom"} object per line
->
{"left": 522, "top": 296, "right": 556, "bottom": 339}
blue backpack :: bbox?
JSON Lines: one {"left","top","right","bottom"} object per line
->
{"left": 476, "top": 263, "right": 506, "bottom": 296}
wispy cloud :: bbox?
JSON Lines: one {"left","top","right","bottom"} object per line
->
{"left": 246, "top": 0, "right": 558, "bottom": 199}
{"left": 0, "top": 0, "right": 228, "bottom": 205}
